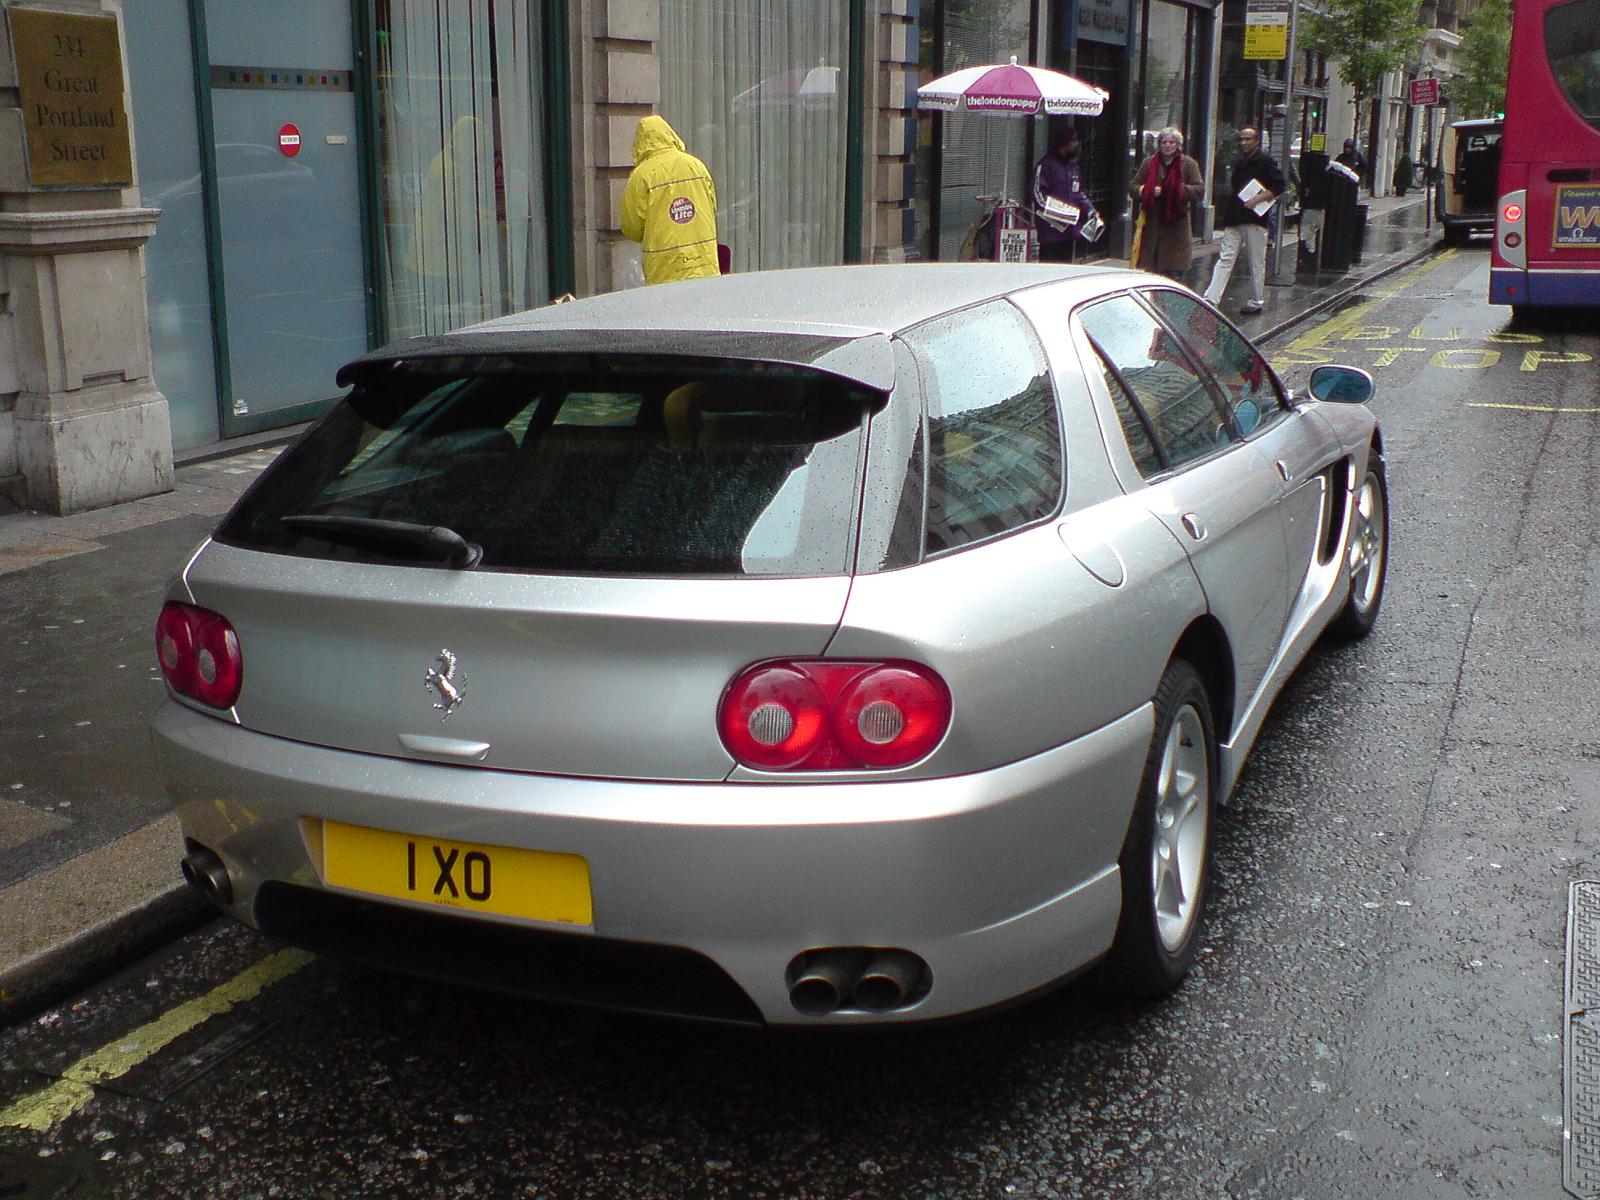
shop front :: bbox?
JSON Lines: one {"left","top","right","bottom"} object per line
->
{"left": 124, "top": 0, "right": 561, "bottom": 453}
{"left": 656, "top": 0, "right": 856, "bottom": 273}
{"left": 910, "top": 0, "right": 1217, "bottom": 263}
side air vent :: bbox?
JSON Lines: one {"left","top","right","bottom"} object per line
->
{"left": 1318, "top": 459, "right": 1351, "bottom": 565}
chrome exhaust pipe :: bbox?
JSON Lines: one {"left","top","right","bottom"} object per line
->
{"left": 180, "top": 846, "right": 233, "bottom": 907}
{"left": 852, "top": 951, "right": 924, "bottom": 1013}
{"left": 788, "top": 951, "right": 865, "bottom": 1016}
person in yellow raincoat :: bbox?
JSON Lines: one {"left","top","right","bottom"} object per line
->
{"left": 620, "top": 115, "right": 720, "bottom": 284}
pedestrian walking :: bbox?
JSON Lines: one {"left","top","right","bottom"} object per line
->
{"left": 620, "top": 115, "right": 720, "bottom": 285}
{"left": 1335, "top": 137, "right": 1368, "bottom": 191}
{"left": 1204, "top": 127, "right": 1285, "bottom": 315}
{"left": 1032, "top": 120, "right": 1095, "bottom": 263}
{"left": 1128, "top": 127, "right": 1204, "bottom": 279}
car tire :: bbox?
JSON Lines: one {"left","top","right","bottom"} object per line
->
{"left": 1441, "top": 224, "right": 1463, "bottom": 246}
{"left": 1099, "top": 658, "right": 1216, "bottom": 998}
{"left": 1324, "top": 453, "right": 1388, "bottom": 641}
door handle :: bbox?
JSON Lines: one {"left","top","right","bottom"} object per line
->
{"left": 1181, "top": 513, "right": 1206, "bottom": 541}
{"left": 1276, "top": 459, "right": 1293, "bottom": 482}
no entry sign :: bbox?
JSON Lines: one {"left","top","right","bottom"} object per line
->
{"left": 278, "top": 123, "right": 302, "bottom": 157}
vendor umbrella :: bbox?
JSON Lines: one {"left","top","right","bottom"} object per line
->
{"left": 916, "top": 56, "right": 1107, "bottom": 118}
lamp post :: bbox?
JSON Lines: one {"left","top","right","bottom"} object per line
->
{"left": 1267, "top": 0, "right": 1300, "bottom": 284}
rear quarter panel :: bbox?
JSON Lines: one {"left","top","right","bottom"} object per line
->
{"left": 828, "top": 497, "right": 1205, "bottom": 776}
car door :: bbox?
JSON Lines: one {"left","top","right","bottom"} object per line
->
{"left": 1076, "top": 292, "right": 1291, "bottom": 716}
{"left": 1142, "top": 288, "right": 1346, "bottom": 625}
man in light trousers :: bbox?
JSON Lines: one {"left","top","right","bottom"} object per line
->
{"left": 1204, "top": 128, "right": 1284, "bottom": 315}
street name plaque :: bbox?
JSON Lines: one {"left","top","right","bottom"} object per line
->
{"left": 8, "top": 7, "right": 134, "bottom": 187}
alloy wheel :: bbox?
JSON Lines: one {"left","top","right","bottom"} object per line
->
{"left": 1151, "top": 704, "right": 1211, "bottom": 954}
{"left": 1347, "top": 472, "right": 1387, "bottom": 616}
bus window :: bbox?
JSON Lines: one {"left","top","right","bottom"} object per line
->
{"left": 1546, "top": 0, "right": 1600, "bottom": 130}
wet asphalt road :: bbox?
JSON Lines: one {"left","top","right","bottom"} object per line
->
{"left": 3, "top": 242, "right": 1598, "bottom": 1198}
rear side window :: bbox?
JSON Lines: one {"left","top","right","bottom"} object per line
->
{"left": 216, "top": 359, "right": 874, "bottom": 576}
{"left": 901, "top": 301, "right": 1063, "bottom": 555}
{"left": 1548, "top": 0, "right": 1600, "bottom": 130}
{"left": 1079, "top": 294, "right": 1234, "bottom": 471}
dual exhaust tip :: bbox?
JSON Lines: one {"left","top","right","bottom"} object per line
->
{"left": 787, "top": 948, "right": 931, "bottom": 1016}
{"left": 180, "top": 843, "right": 233, "bottom": 907}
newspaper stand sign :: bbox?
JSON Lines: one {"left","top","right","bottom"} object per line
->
{"left": 1409, "top": 77, "right": 1441, "bottom": 106}
{"left": 994, "top": 203, "right": 1037, "bottom": 262}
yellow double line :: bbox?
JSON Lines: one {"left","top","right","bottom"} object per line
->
{"left": 0, "top": 948, "right": 310, "bottom": 1134}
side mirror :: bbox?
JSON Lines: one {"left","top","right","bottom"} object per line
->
{"left": 1307, "top": 364, "right": 1376, "bottom": 405}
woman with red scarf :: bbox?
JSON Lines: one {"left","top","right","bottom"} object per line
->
{"left": 1128, "top": 128, "right": 1204, "bottom": 279}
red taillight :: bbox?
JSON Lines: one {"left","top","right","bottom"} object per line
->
{"left": 156, "top": 601, "right": 243, "bottom": 709}
{"left": 718, "top": 660, "right": 951, "bottom": 772}
{"left": 1503, "top": 202, "right": 1523, "bottom": 223}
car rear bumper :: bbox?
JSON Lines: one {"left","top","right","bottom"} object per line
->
{"left": 152, "top": 700, "right": 1152, "bottom": 1025}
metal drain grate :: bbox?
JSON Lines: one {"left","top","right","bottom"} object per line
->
{"left": 1566, "top": 882, "right": 1600, "bottom": 1197}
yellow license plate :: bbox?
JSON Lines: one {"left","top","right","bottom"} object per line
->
{"left": 322, "top": 820, "right": 592, "bottom": 926}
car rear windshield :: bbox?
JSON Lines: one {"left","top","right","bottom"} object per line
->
{"left": 215, "top": 356, "right": 876, "bottom": 576}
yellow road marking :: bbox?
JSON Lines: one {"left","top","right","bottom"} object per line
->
{"left": 0, "top": 948, "right": 311, "bottom": 1133}
{"left": 1468, "top": 402, "right": 1600, "bottom": 413}
{"left": 1277, "top": 249, "right": 1461, "bottom": 357}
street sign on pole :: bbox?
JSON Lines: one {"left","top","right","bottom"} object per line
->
{"left": 1244, "top": 0, "right": 1290, "bottom": 59}
{"left": 1409, "top": 77, "right": 1441, "bottom": 106}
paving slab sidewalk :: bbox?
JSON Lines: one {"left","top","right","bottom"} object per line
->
{"left": 0, "top": 205, "right": 1445, "bottom": 1026}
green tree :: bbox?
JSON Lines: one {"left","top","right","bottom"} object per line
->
{"left": 1450, "top": 0, "right": 1512, "bottom": 118}
{"left": 1301, "top": 0, "right": 1423, "bottom": 171}
{"left": 1301, "top": 0, "right": 1425, "bottom": 100}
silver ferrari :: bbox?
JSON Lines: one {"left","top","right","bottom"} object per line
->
{"left": 152, "top": 264, "right": 1388, "bottom": 1025}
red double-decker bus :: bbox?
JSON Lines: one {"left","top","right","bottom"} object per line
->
{"left": 1490, "top": 0, "right": 1600, "bottom": 312}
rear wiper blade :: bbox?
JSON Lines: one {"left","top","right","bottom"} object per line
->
{"left": 280, "top": 515, "right": 483, "bottom": 568}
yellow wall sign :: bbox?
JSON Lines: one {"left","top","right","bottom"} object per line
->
{"left": 8, "top": 8, "right": 134, "bottom": 187}
{"left": 1243, "top": 2, "right": 1290, "bottom": 60}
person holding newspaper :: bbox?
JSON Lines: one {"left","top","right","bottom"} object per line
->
{"left": 1203, "top": 127, "right": 1285, "bottom": 315}
{"left": 1033, "top": 121, "right": 1100, "bottom": 263}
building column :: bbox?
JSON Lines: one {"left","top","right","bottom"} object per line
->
{"left": 872, "top": 0, "right": 920, "bottom": 261}
{"left": 581, "top": 0, "right": 661, "bottom": 296}
{"left": 0, "top": 0, "right": 172, "bottom": 515}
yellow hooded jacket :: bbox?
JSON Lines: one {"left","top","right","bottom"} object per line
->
{"left": 620, "top": 116, "right": 720, "bottom": 285}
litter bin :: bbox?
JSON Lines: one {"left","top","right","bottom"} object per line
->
{"left": 1351, "top": 202, "right": 1370, "bottom": 264}
{"left": 1319, "top": 161, "right": 1362, "bottom": 273}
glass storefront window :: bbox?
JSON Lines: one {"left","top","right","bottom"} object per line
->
{"left": 1139, "top": 1, "right": 1202, "bottom": 168}
{"left": 911, "top": 0, "right": 1035, "bottom": 261}
{"left": 375, "top": 0, "right": 550, "bottom": 338}
{"left": 659, "top": 0, "right": 850, "bottom": 272}
{"left": 126, "top": 0, "right": 221, "bottom": 449}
